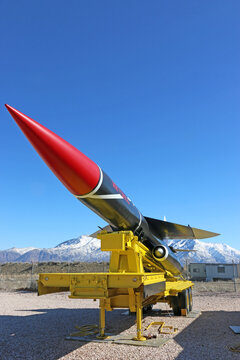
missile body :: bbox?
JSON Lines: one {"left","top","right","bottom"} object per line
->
{"left": 76, "top": 169, "right": 170, "bottom": 251}
{"left": 6, "top": 105, "right": 218, "bottom": 275}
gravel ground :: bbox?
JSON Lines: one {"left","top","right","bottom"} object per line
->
{"left": 0, "top": 291, "right": 239, "bottom": 360}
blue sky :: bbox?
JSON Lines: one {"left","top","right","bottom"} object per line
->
{"left": 0, "top": 1, "right": 239, "bottom": 250}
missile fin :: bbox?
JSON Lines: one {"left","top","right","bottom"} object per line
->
{"left": 90, "top": 225, "right": 116, "bottom": 238}
{"left": 169, "top": 246, "right": 197, "bottom": 253}
{"left": 145, "top": 216, "right": 220, "bottom": 240}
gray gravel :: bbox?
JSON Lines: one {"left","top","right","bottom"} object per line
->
{"left": 0, "top": 290, "right": 239, "bottom": 360}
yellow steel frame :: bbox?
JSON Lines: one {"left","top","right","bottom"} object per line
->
{"left": 38, "top": 231, "right": 193, "bottom": 340}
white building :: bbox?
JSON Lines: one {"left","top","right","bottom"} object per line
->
{"left": 205, "top": 263, "right": 239, "bottom": 281}
{"left": 189, "top": 263, "right": 239, "bottom": 281}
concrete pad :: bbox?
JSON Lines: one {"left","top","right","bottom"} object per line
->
{"left": 108, "top": 334, "right": 170, "bottom": 347}
{"left": 66, "top": 334, "right": 170, "bottom": 347}
{"left": 186, "top": 310, "right": 201, "bottom": 318}
{"left": 148, "top": 309, "right": 201, "bottom": 318}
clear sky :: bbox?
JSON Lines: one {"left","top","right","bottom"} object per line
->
{"left": 0, "top": 1, "right": 239, "bottom": 250}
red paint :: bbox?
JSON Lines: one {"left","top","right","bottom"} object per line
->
{"left": 112, "top": 181, "right": 130, "bottom": 204}
{"left": 5, "top": 104, "right": 100, "bottom": 195}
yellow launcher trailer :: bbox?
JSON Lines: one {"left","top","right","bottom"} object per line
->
{"left": 38, "top": 231, "right": 193, "bottom": 340}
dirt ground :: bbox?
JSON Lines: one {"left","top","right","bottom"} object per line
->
{"left": 0, "top": 262, "right": 109, "bottom": 275}
{"left": 1, "top": 262, "right": 239, "bottom": 293}
{"left": 0, "top": 262, "right": 109, "bottom": 291}
{"left": 0, "top": 290, "right": 239, "bottom": 360}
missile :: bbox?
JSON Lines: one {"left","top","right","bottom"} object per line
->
{"left": 5, "top": 104, "right": 219, "bottom": 275}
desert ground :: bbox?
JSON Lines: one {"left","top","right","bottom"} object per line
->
{"left": 0, "top": 289, "right": 239, "bottom": 360}
{"left": 1, "top": 262, "right": 239, "bottom": 293}
{"left": 0, "top": 262, "right": 109, "bottom": 291}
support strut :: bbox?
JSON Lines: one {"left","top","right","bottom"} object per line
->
{"left": 133, "top": 292, "right": 146, "bottom": 341}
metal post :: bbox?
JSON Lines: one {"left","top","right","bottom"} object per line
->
{"left": 232, "top": 260, "right": 237, "bottom": 293}
{"left": 133, "top": 292, "right": 146, "bottom": 341}
{"left": 31, "top": 261, "right": 34, "bottom": 290}
{"left": 99, "top": 299, "right": 106, "bottom": 337}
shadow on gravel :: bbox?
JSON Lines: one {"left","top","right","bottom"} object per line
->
{"left": 0, "top": 307, "right": 136, "bottom": 360}
{"left": 174, "top": 310, "right": 240, "bottom": 360}
{"left": 1, "top": 302, "right": 239, "bottom": 360}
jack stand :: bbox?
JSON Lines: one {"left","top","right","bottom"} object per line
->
{"left": 132, "top": 292, "right": 146, "bottom": 341}
{"left": 97, "top": 299, "right": 108, "bottom": 339}
{"left": 39, "top": 230, "right": 193, "bottom": 343}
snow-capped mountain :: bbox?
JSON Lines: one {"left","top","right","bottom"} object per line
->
{"left": 0, "top": 247, "right": 37, "bottom": 263}
{"left": 0, "top": 236, "right": 239, "bottom": 264}
{"left": 0, "top": 236, "right": 109, "bottom": 263}
{"left": 167, "top": 239, "right": 240, "bottom": 264}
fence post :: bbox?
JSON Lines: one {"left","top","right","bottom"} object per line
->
{"left": 232, "top": 260, "right": 237, "bottom": 292}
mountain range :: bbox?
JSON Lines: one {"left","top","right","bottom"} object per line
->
{"left": 0, "top": 236, "right": 240, "bottom": 264}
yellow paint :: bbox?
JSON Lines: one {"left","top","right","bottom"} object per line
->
{"left": 38, "top": 230, "right": 193, "bottom": 341}
{"left": 145, "top": 321, "right": 178, "bottom": 334}
{"left": 132, "top": 292, "right": 146, "bottom": 341}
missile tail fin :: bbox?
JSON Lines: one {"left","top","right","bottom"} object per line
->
{"left": 169, "top": 246, "right": 197, "bottom": 253}
{"left": 90, "top": 225, "right": 115, "bottom": 238}
{"left": 145, "top": 216, "right": 220, "bottom": 240}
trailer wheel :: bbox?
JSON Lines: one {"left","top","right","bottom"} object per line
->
{"left": 143, "top": 304, "right": 153, "bottom": 314}
{"left": 170, "top": 296, "right": 181, "bottom": 316}
{"left": 170, "top": 289, "right": 190, "bottom": 316}
{"left": 178, "top": 289, "right": 190, "bottom": 314}
{"left": 143, "top": 291, "right": 153, "bottom": 313}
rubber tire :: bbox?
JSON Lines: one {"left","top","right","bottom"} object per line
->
{"left": 143, "top": 304, "right": 153, "bottom": 314}
{"left": 142, "top": 291, "right": 153, "bottom": 314}
{"left": 170, "top": 296, "right": 181, "bottom": 316}
{"left": 178, "top": 289, "right": 190, "bottom": 314}
{"left": 170, "top": 289, "right": 190, "bottom": 316}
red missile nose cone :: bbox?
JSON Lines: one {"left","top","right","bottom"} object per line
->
{"left": 5, "top": 104, "right": 100, "bottom": 195}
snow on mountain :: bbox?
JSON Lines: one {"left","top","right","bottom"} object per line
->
{"left": 51, "top": 235, "right": 109, "bottom": 262}
{"left": 11, "top": 247, "right": 37, "bottom": 255}
{"left": 0, "top": 236, "right": 109, "bottom": 263}
{"left": 167, "top": 239, "right": 240, "bottom": 264}
{"left": 0, "top": 236, "right": 239, "bottom": 264}
{"left": 0, "top": 247, "right": 37, "bottom": 262}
